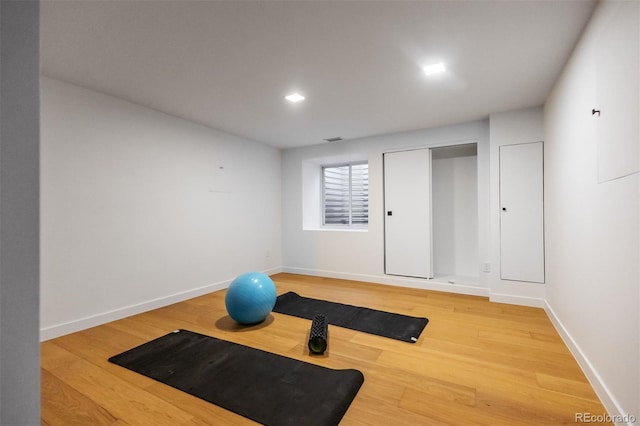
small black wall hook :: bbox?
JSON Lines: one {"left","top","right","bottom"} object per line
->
{"left": 592, "top": 108, "right": 601, "bottom": 116}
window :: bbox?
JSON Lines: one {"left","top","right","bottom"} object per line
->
{"left": 322, "top": 162, "right": 368, "bottom": 226}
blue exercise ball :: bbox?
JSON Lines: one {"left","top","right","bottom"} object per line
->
{"left": 225, "top": 272, "right": 277, "bottom": 324}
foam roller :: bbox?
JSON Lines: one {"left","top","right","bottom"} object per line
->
{"left": 308, "top": 314, "right": 328, "bottom": 355}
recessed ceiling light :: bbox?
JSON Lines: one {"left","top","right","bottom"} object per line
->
{"left": 423, "top": 62, "right": 446, "bottom": 76}
{"left": 285, "top": 93, "right": 305, "bottom": 103}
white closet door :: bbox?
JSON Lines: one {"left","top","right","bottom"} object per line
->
{"left": 499, "top": 142, "right": 545, "bottom": 283}
{"left": 384, "top": 149, "right": 432, "bottom": 278}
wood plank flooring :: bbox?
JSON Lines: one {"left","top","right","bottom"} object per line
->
{"left": 41, "top": 273, "right": 610, "bottom": 425}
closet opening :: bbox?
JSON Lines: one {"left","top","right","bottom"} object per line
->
{"left": 431, "top": 143, "right": 479, "bottom": 286}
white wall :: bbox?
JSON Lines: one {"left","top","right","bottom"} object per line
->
{"left": 282, "top": 120, "right": 491, "bottom": 295}
{"left": 40, "top": 77, "right": 282, "bottom": 340}
{"left": 432, "top": 146, "right": 478, "bottom": 280}
{"left": 488, "top": 107, "right": 546, "bottom": 306}
{"left": 544, "top": 0, "right": 639, "bottom": 421}
{"left": 283, "top": 112, "right": 553, "bottom": 304}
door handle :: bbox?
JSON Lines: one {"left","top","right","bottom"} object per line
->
{"left": 387, "top": 211, "right": 393, "bottom": 216}
{"left": 502, "top": 207, "right": 507, "bottom": 212}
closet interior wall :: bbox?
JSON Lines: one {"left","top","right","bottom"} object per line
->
{"left": 431, "top": 143, "right": 479, "bottom": 285}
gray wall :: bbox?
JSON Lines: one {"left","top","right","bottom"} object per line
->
{"left": 0, "top": 1, "right": 41, "bottom": 424}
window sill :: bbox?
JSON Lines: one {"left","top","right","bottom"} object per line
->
{"left": 303, "top": 227, "right": 368, "bottom": 233}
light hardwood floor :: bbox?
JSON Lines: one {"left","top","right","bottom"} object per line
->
{"left": 41, "top": 273, "right": 610, "bottom": 425}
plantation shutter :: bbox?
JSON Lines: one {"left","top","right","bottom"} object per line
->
{"left": 351, "top": 163, "right": 369, "bottom": 224}
{"left": 323, "top": 165, "right": 350, "bottom": 225}
{"left": 323, "top": 163, "right": 368, "bottom": 226}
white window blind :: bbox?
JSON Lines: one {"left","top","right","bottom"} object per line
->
{"left": 323, "top": 163, "right": 368, "bottom": 226}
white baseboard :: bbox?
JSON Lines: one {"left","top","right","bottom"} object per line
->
{"left": 544, "top": 301, "right": 632, "bottom": 425}
{"left": 489, "top": 292, "right": 545, "bottom": 308}
{"left": 40, "top": 267, "right": 283, "bottom": 341}
{"left": 280, "top": 266, "right": 490, "bottom": 297}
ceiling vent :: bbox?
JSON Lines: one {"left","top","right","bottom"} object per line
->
{"left": 324, "top": 137, "right": 343, "bottom": 143}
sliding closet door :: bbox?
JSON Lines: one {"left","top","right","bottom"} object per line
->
{"left": 384, "top": 149, "right": 432, "bottom": 278}
{"left": 499, "top": 142, "right": 545, "bottom": 283}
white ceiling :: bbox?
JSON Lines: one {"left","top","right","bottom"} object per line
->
{"left": 40, "top": 0, "right": 596, "bottom": 149}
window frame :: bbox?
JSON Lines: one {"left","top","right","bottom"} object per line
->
{"left": 321, "top": 161, "right": 369, "bottom": 229}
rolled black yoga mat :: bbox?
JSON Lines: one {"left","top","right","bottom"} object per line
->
{"left": 109, "top": 329, "right": 364, "bottom": 426}
{"left": 274, "top": 292, "right": 428, "bottom": 343}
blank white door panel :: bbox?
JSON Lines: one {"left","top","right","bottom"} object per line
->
{"left": 499, "top": 142, "right": 544, "bottom": 283}
{"left": 384, "top": 149, "right": 432, "bottom": 278}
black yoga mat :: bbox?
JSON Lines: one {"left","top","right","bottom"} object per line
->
{"left": 273, "top": 291, "right": 428, "bottom": 343}
{"left": 108, "top": 329, "right": 364, "bottom": 426}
